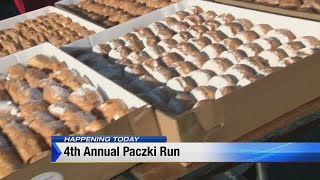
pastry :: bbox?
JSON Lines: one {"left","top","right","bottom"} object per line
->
{"left": 185, "top": 6, "right": 204, "bottom": 15}
{"left": 98, "top": 99, "right": 129, "bottom": 123}
{"left": 202, "top": 58, "right": 233, "bottom": 75}
{"left": 0, "top": 101, "right": 19, "bottom": 117}
{"left": 188, "top": 37, "right": 212, "bottom": 50}
{"left": 108, "top": 46, "right": 132, "bottom": 60}
{"left": 48, "top": 102, "right": 81, "bottom": 120}
{"left": 236, "top": 30, "right": 260, "bottom": 43}
{"left": 142, "top": 59, "right": 165, "bottom": 73}
{"left": 170, "top": 11, "right": 190, "bottom": 22}
{"left": 172, "top": 42, "right": 199, "bottom": 57}
{"left": 150, "top": 67, "right": 178, "bottom": 83}
{"left": 224, "top": 64, "right": 257, "bottom": 80}
{"left": 250, "top": 24, "right": 273, "bottom": 36}
{"left": 49, "top": 69, "right": 89, "bottom": 91}
{"left": 38, "top": 78, "right": 61, "bottom": 89}
{"left": 92, "top": 44, "right": 112, "bottom": 55}
{"left": 130, "top": 75, "right": 161, "bottom": 93}
{"left": 142, "top": 45, "right": 165, "bottom": 59}
{"left": 68, "top": 85, "right": 104, "bottom": 112}
{"left": 297, "top": 36, "right": 320, "bottom": 48}
{"left": 171, "top": 32, "right": 193, "bottom": 43}
{"left": 188, "top": 25, "right": 209, "bottom": 38}
{"left": 232, "top": 19, "right": 254, "bottom": 31}
{"left": 106, "top": 39, "right": 125, "bottom": 49}
{"left": 43, "top": 85, "right": 71, "bottom": 104}
{"left": 27, "top": 55, "right": 66, "bottom": 71}
{"left": 215, "top": 13, "right": 235, "bottom": 24}
{"left": 200, "top": 11, "right": 217, "bottom": 21}
{"left": 219, "top": 50, "right": 248, "bottom": 64}
{"left": 183, "top": 15, "right": 205, "bottom": 26}
{"left": 63, "top": 111, "right": 96, "bottom": 135}
{"left": 24, "top": 68, "right": 48, "bottom": 88}
{"left": 239, "top": 56, "right": 273, "bottom": 76}
{"left": 253, "top": 37, "right": 282, "bottom": 50}
{"left": 124, "top": 64, "right": 148, "bottom": 81}
{"left": 160, "top": 52, "right": 183, "bottom": 67}
{"left": 221, "top": 38, "right": 243, "bottom": 51}
{"left": 5, "top": 79, "right": 29, "bottom": 103}
{"left": 188, "top": 69, "right": 215, "bottom": 86}
{"left": 279, "top": 0, "right": 302, "bottom": 9}
{"left": 202, "top": 44, "right": 227, "bottom": 59}
{"left": 276, "top": 57, "right": 302, "bottom": 67}
{"left": 20, "top": 100, "right": 49, "bottom": 118}
{"left": 266, "top": 29, "right": 296, "bottom": 44}
{"left": 237, "top": 75, "right": 260, "bottom": 87}
{"left": 190, "top": 86, "right": 216, "bottom": 101}
{"left": 238, "top": 43, "right": 263, "bottom": 56}
{"left": 158, "top": 39, "right": 178, "bottom": 52}
{"left": 0, "top": 91, "right": 10, "bottom": 101}
{"left": 215, "top": 86, "right": 236, "bottom": 99}
{"left": 166, "top": 76, "right": 197, "bottom": 92}
{"left": 185, "top": 51, "right": 209, "bottom": 68}
{"left": 203, "top": 19, "right": 221, "bottom": 31}
{"left": 202, "top": 31, "right": 227, "bottom": 43}
{"left": 169, "top": 22, "right": 190, "bottom": 33}
{"left": 168, "top": 93, "right": 197, "bottom": 115}
{"left": 141, "top": 36, "right": 160, "bottom": 47}
{"left": 16, "top": 87, "right": 43, "bottom": 105}
{"left": 279, "top": 41, "right": 305, "bottom": 57}
{"left": 2, "top": 122, "right": 48, "bottom": 163}
{"left": 173, "top": 61, "right": 198, "bottom": 77}
{"left": 133, "top": 27, "right": 155, "bottom": 39}
{"left": 7, "top": 64, "right": 28, "bottom": 79}
{"left": 258, "top": 49, "right": 288, "bottom": 67}
{"left": 217, "top": 23, "right": 244, "bottom": 37}
{"left": 208, "top": 74, "right": 238, "bottom": 88}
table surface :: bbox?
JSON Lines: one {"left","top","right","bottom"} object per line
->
{"left": 118, "top": 97, "right": 320, "bottom": 180}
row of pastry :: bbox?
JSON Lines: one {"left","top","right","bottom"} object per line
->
{"left": 60, "top": 0, "right": 178, "bottom": 28}
{"left": 77, "top": 6, "right": 320, "bottom": 115}
{"left": 0, "top": 55, "right": 133, "bottom": 178}
{"left": 0, "top": 13, "right": 95, "bottom": 57}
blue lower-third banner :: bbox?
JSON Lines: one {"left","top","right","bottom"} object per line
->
{"left": 51, "top": 137, "right": 320, "bottom": 163}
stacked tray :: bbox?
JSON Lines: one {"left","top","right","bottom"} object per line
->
{"left": 67, "top": 0, "right": 320, "bottom": 142}
{"left": 56, "top": 0, "right": 179, "bottom": 28}
{"left": 214, "top": 0, "right": 320, "bottom": 21}
{"left": 0, "top": 6, "right": 104, "bottom": 58}
{"left": 0, "top": 43, "right": 159, "bottom": 180}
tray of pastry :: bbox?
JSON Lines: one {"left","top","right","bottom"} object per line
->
{"left": 67, "top": 0, "right": 320, "bottom": 142}
{"left": 213, "top": 0, "right": 320, "bottom": 22}
{"left": 0, "top": 43, "right": 159, "bottom": 180}
{"left": 55, "top": 0, "right": 179, "bottom": 29}
{"left": 0, "top": 6, "right": 104, "bottom": 58}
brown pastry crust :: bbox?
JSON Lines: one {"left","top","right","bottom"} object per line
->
{"left": 98, "top": 99, "right": 129, "bottom": 123}
{"left": 24, "top": 68, "right": 48, "bottom": 88}
{"left": 202, "top": 58, "right": 233, "bottom": 75}
{"left": 20, "top": 100, "right": 49, "bottom": 118}
{"left": 7, "top": 64, "right": 28, "bottom": 79}
{"left": 27, "top": 55, "right": 67, "bottom": 71}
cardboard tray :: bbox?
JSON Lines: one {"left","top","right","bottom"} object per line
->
{"left": 0, "top": 6, "right": 105, "bottom": 58}
{"left": 213, "top": 0, "right": 320, "bottom": 22}
{"left": 0, "top": 43, "right": 160, "bottom": 180}
{"left": 65, "top": 0, "right": 320, "bottom": 142}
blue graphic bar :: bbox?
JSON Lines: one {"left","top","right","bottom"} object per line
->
{"left": 52, "top": 136, "right": 167, "bottom": 143}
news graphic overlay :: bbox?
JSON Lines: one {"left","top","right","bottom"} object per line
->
{"left": 52, "top": 136, "right": 320, "bottom": 163}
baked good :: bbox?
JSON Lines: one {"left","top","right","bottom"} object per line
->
{"left": 168, "top": 93, "right": 197, "bottom": 115}
{"left": 188, "top": 69, "right": 215, "bottom": 86}
{"left": 239, "top": 56, "right": 274, "bottom": 76}
{"left": 203, "top": 30, "right": 227, "bottom": 43}
{"left": 108, "top": 46, "right": 132, "bottom": 60}
{"left": 0, "top": 91, "right": 10, "bottom": 101}
{"left": 183, "top": 15, "right": 205, "bottom": 26}
{"left": 142, "top": 59, "right": 165, "bottom": 73}
{"left": 250, "top": 24, "right": 273, "bottom": 36}
{"left": 0, "top": 101, "right": 19, "bottom": 117}
{"left": 141, "top": 36, "right": 160, "bottom": 47}
{"left": 48, "top": 102, "right": 81, "bottom": 120}
{"left": 253, "top": 37, "right": 282, "bottom": 50}
{"left": 224, "top": 64, "right": 257, "bottom": 80}
{"left": 24, "top": 68, "right": 48, "bottom": 88}
{"left": 130, "top": 75, "right": 161, "bottom": 93}
{"left": 221, "top": 38, "right": 243, "bottom": 51}
{"left": 208, "top": 74, "right": 238, "bottom": 89}
{"left": 169, "top": 22, "right": 190, "bottom": 33}
{"left": 202, "top": 58, "right": 233, "bottom": 75}
{"left": 279, "top": 0, "right": 302, "bottom": 9}
{"left": 63, "top": 111, "right": 97, "bottom": 135}
{"left": 173, "top": 61, "right": 198, "bottom": 77}
{"left": 16, "top": 87, "right": 43, "bottom": 105}
{"left": 215, "top": 13, "right": 235, "bottom": 24}
{"left": 7, "top": 64, "right": 28, "bottom": 79}
{"left": 172, "top": 42, "right": 199, "bottom": 57}
{"left": 166, "top": 76, "right": 197, "bottom": 92}
{"left": 93, "top": 44, "right": 112, "bottom": 55}
{"left": 106, "top": 39, "right": 125, "bottom": 49}
{"left": 279, "top": 41, "right": 305, "bottom": 57}
{"left": 133, "top": 27, "right": 155, "bottom": 39}
{"left": 142, "top": 45, "right": 165, "bottom": 59}
{"left": 188, "top": 25, "right": 209, "bottom": 38}
{"left": 258, "top": 49, "right": 288, "bottom": 67}
{"left": 188, "top": 37, "right": 212, "bottom": 50}
{"left": 217, "top": 23, "right": 244, "bottom": 37}
{"left": 185, "top": 51, "right": 209, "bottom": 68}
{"left": 185, "top": 6, "right": 204, "bottom": 15}
{"left": 276, "top": 57, "right": 302, "bottom": 67}
{"left": 172, "top": 32, "right": 193, "bottom": 43}
{"left": 49, "top": 69, "right": 89, "bottom": 91}
{"left": 190, "top": 86, "right": 216, "bottom": 101}
{"left": 68, "top": 85, "right": 104, "bottom": 112}
{"left": 215, "top": 86, "right": 236, "bottom": 99}
{"left": 5, "top": 79, "right": 29, "bottom": 103}
{"left": 238, "top": 43, "right": 263, "bottom": 56}
{"left": 150, "top": 67, "right": 178, "bottom": 83}
{"left": 266, "top": 29, "right": 296, "bottom": 44}
{"left": 202, "top": 44, "right": 227, "bottom": 59}
{"left": 158, "top": 39, "right": 178, "bottom": 52}
{"left": 170, "top": 11, "right": 190, "bottom": 21}
{"left": 20, "top": 100, "right": 49, "bottom": 118}
{"left": 203, "top": 20, "right": 221, "bottom": 31}
{"left": 219, "top": 50, "right": 248, "bottom": 64}
{"left": 0, "top": 75, "right": 6, "bottom": 90}
{"left": 200, "top": 11, "right": 217, "bottom": 21}
{"left": 43, "top": 85, "right": 72, "bottom": 104}
{"left": 124, "top": 64, "right": 148, "bottom": 81}
{"left": 237, "top": 75, "right": 260, "bottom": 87}
{"left": 297, "top": 36, "right": 320, "bottom": 48}
{"left": 236, "top": 30, "right": 260, "bottom": 43}
{"left": 2, "top": 122, "right": 47, "bottom": 163}
{"left": 98, "top": 99, "right": 129, "bottom": 123}
{"left": 160, "top": 52, "right": 183, "bottom": 67}
{"left": 27, "top": 55, "right": 66, "bottom": 71}
{"left": 232, "top": 19, "right": 254, "bottom": 31}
